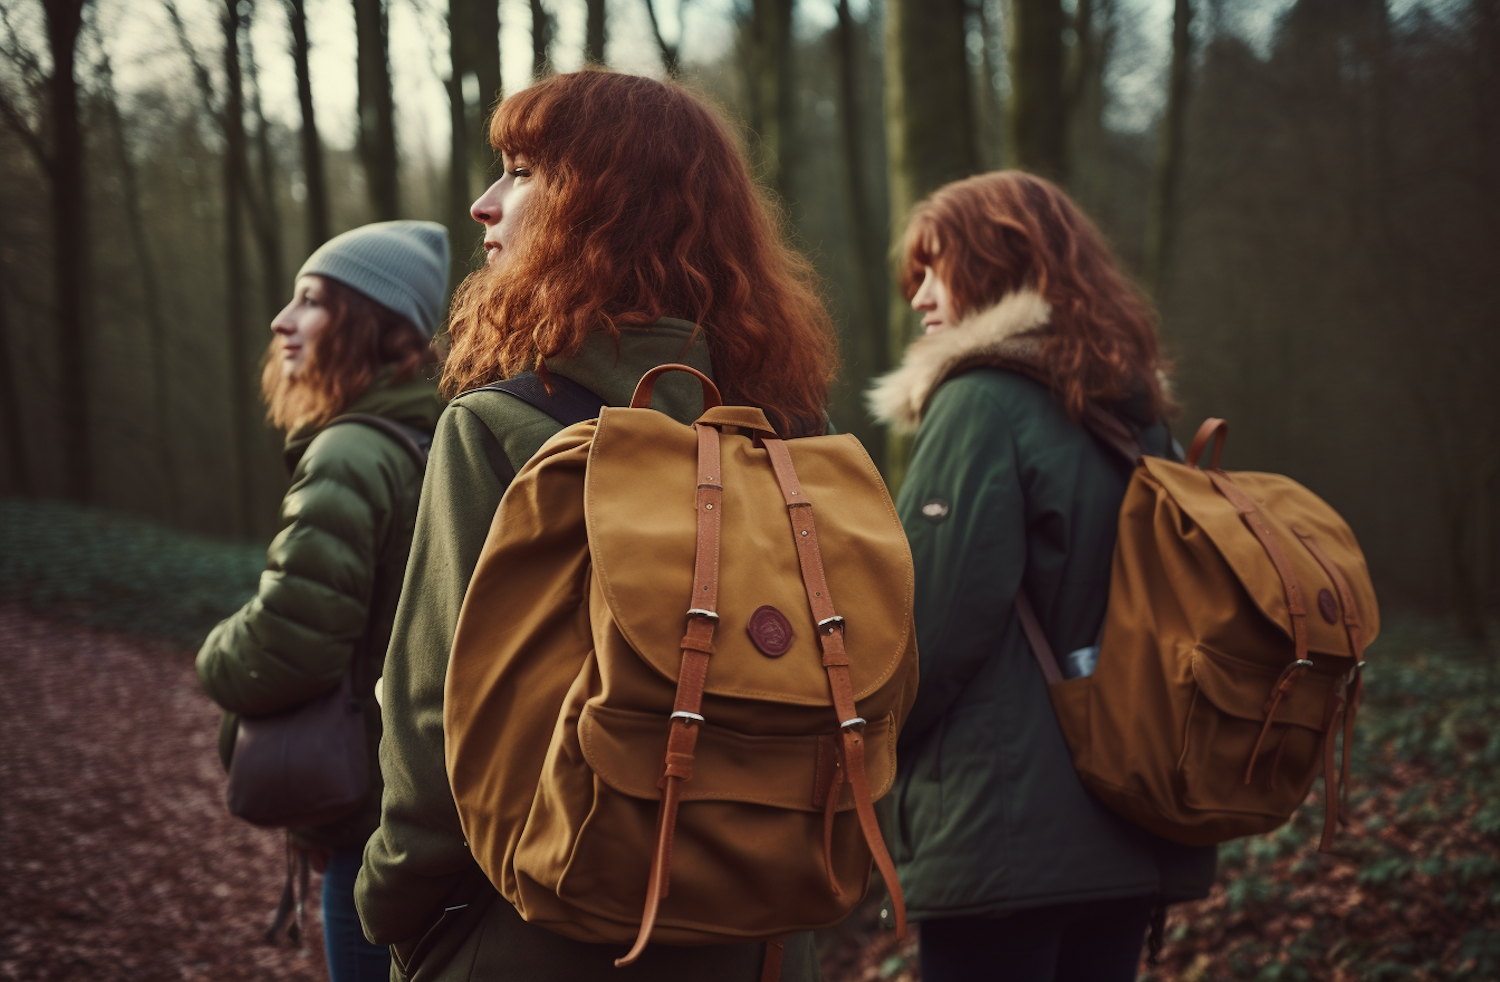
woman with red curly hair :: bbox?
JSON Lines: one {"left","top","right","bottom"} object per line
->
{"left": 355, "top": 71, "right": 833, "bottom": 981}
{"left": 868, "top": 172, "right": 1215, "bottom": 981}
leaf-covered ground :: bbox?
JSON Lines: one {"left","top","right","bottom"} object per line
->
{"left": 3, "top": 499, "right": 1497, "bottom": 981}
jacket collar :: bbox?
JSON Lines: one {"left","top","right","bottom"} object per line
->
{"left": 866, "top": 289, "right": 1051, "bottom": 434}
{"left": 283, "top": 367, "right": 445, "bottom": 470}
{"left": 542, "top": 318, "right": 714, "bottom": 422}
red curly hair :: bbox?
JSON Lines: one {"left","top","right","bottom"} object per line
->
{"left": 898, "top": 170, "right": 1174, "bottom": 421}
{"left": 262, "top": 276, "right": 436, "bottom": 431}
{"left": 442, "top": 70, "right": 838, "bottom": 436}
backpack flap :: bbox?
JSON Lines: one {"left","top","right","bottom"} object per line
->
{"left": 586, "top": 405, "right": 915, "bottom": 708}
{"left": 1141, "top": 457, "right": 1380, "bottom": 662}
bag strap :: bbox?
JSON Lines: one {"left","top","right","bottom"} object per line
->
{"left": 617, "top": 422, "right": 724, "bottom": 969}
{"left": 326, "top": 413, "right": 432, "bottom": 470}
{"left": 760, "top": 436, "right": 908, "bottom": 942}
{"left": 468, "top": 371, "right": 608, "bottom": 428}
{"left": 324, "top": 412, "right": 432, "bottom": 700}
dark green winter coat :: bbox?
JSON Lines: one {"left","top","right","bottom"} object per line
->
{"left": 867, "top": 290, "right": 1216, "bottom": 921}
{"left": 355, "top": 321, "right": 822, "bottom": 982}
{"left": 197, "top": 370, "right": 444, "bottom": 849}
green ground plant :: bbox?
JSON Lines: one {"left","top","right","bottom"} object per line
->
{"left": 0, "top": 498, "right": 263, "bottom": 644}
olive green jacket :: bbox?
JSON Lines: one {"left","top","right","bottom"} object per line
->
{"left": 356, "top": 322, "right": 820, "bottom": 982}
{"left": 197, "top": 371, "right": 444, "bottom": 848}
{"left": 869, "top": 292, "right": 1216, "bottom": 920}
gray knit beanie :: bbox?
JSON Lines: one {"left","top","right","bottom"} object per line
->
{"left": 296, "top": 221, "right": 451, "bottom": 338}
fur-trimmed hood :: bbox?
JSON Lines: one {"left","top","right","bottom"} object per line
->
{"left": 866, "top": 289, "right": 1051, "bottom": 434}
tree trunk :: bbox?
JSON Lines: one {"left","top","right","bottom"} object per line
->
{"left": 748, "top": 0, "right": 795, "bottom": 204}
{"left": 353, "top": 0, "right": 399, "bottom": 219}
{"left": 223, "top": 0, "right": 257, "bottom": 535}
{"left": 447, "top": 0, "right": 474, "bottom": 293}
{"left": 530, "top": 0, "right": 553, "bottom": 78}
{"left": 471, "top": 0, "right": 501, "bottom": 165}
{"left": 642, "top": 0, "right": 680, "bottom": 76}
{"left": 245, "top": 18, "right": 286, "bottom": 311}
{"left": 44, "top": 0, "right": 91, "bottom": 502}
{"left": 1008, "top": 0, "right": 1068, "bottom": 182}
{"left": 1144, "top": 0, "right": 1193, "bottom": 301}
{"left": 98, "top": 42, "right": 176, "bottom": 506}
{"left": 833, "top": 0, "right": 886, "bottom": 463}
{"left": 1067, "top": 0, "right": 1112, "bottom": 212}
{"left": 0, "top": 265, "right": 31, "bottom": 496}
{"left": 885, "top": 0, "right": 977, "bottom": 483}
{"left": 285, "top": 0, "right": 330, "bottom": 250}
{"left": 585, "top": 0, "right": 606, "bottom": 64}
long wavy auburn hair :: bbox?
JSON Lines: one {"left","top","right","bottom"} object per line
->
{"left": 262, "top": 276, "right": 436, "bottom": 432}
{"left": 443, "top": 70, "right": 838, "bottom": 436}
{"left": 898, "top": 171, "right": 1175, "bottom": 421}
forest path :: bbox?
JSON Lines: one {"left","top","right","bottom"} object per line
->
{"left": 0, "top": 605, "right": 328, "bottom": 982}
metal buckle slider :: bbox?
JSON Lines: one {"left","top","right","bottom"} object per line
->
{"left": 840, "top": 717, "right": 866, "bottom": 732}
{"left": 685, "top": 609, "right": 720, "bottom": 621}
{"left": 670, "top": 711, "right": 706, "bottom": 725}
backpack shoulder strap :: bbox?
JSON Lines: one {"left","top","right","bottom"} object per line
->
{"left": 468, "top": 371, "right": 607, "bottom": 428}
{"left": 326, "top": 413, "right": 432, "bottom": 470}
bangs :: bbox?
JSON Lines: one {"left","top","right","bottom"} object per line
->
{"left": 488, "top": 83, "right": 552, "bottom": 160}
{"left": 897, "top": 210, "right": 942, "bottom": 301}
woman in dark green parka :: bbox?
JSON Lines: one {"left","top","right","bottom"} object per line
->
{"left": 868, "top": 172, "right": 1216, "bottom": 982}
{"left": 355, "top": 71, "right": 838, "bottom": 982}
{"left": 198, "top": 221, "right": 449, "bottom": 982}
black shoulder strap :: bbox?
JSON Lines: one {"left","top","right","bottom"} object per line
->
{"left": 326, "top": 413, "right": 432, "bottom": 470}
{"left": 468, "top": 371, "right": 607, "bottom": 428}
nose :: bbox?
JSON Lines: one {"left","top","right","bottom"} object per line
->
{"left": 911, "top": 278, "right": 936, "bottom": 312}
{"left": 270, "top": 302, "right": 297, "bottom": 335}
{"left": 471, "top": 180, "right": 504, "bottom": 225}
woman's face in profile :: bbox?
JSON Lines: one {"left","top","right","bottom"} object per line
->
{"left": 472, "top": 151, "right": 537, "bottom": 266}
{"left": 911, "top": 265, "right": 955, "bottom": 335}
{"left": 270, "top": 275, "right": 332, "bottom": 379}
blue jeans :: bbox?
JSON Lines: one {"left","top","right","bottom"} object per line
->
{"left": 323, "top": 845, "right": 392, "bottom": 982}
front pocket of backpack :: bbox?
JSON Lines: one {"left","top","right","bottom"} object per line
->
{"left": 1178, "top": 646, "right": 1329, "bottom": 821}
{"left": 532, "top": 703, "right": 896, "bottom": 938}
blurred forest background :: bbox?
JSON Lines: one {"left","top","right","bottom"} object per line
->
{"left": 0, "top": 0, "right": 1496, "bottom": 636}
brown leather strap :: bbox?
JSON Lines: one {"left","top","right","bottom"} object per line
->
{"left": 629, "top": 363, "right": 723, "bottom": 411}
{"left": 1187, "top": 417, "right": 1228, "bottom": 469}
{"left": 1319, "top": 682, "right": 1348, "bottom": 851}
{"left": 1293, "top": 528, "right": 1367, "bottom": 660}
{"left": 761, "top": 436, "right": 908, "bottom": 940}
{"left": 617, "top": 423, "right": 723, "bottom": 968}
{"left": 1014, "top": 591, "right": 1064, "bottom": 686}
{"left": 760, "top": 935, "right": 786, "bottom": 982}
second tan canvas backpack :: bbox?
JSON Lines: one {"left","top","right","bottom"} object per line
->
{"left": 1019, "top": 414, "right": 1380, "bottom": 850}
{"left": 444, "top": 365, "right": 919, "bottom": 975}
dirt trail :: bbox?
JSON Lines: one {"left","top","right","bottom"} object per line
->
{"left": 0, "top": 606, "right": 328, "bottom": 982}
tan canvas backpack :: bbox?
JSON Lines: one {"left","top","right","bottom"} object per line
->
{"left": 1019, "top": 414, "right": 1379, "bottom": 850}
{"left": 444, "top": 365, "right": 919, "bottom": 974}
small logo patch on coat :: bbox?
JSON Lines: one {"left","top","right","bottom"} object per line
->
{"left": 747, "top": 606, "right": 795, "bottom": 657}
{"left": 1317, "top": 589, "right": 1340, "bottom": 624}
{"left": 921, "top": 498, "right": 951, "bottom": 524}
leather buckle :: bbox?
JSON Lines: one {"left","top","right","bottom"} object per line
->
{"left": 817, "top": 615, "right": 845, "bottom": 635}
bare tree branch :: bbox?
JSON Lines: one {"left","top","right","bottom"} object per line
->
{"left": 161, "top": 0, "right": 223, "bottom": 123}
{"left": 0, "top": 85, "right": 47, "bottom": 165}
{"left": 641, "top": 0, "right": 684, "bottom": 75}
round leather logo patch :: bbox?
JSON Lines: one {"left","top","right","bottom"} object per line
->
{"left": 747, "top": 605, "right": 795, "bottom": 657}
{"left": 921, "top": 498, "right": 950, "bottom": 524}
{"left": 1317, "top": 588, "right": 1340, "bottom": 625}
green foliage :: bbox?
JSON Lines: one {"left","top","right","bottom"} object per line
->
{"left": 0, "top": 497, "right": 262, "bottom": 645}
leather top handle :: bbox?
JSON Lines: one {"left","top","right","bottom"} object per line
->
{"left": 1187, "top": 417, "right": 1228, "bottom": 470}
{"left": 630, "top": 364, "right": 723, "bottom": 411}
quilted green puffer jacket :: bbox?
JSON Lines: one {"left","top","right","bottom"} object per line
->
{"left": 197, "top": 370, "right": 444, "bottom": 848}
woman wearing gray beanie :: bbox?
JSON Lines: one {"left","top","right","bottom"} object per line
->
{"left": 196, "top": 221, "right": 449, "bottom": 982}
